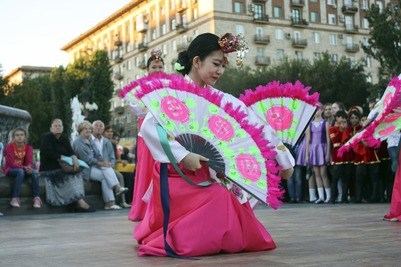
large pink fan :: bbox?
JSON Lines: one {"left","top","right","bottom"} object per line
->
{"left": 129, "top": 73, "right": 284, "bottom": 208}
{"left": 339, "top": 74, "right": 401, "bottom": 155}
{"left": 239, "top": 80, "right": 320, "bottom": 147}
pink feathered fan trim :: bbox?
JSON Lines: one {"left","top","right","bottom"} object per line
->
{"left": 119, "top": 72, "right": 173, "bottom": 99}
{"left": 239, "top": 80, "right": 320, "bottom": 107}
{"left": 338, "top": 75, "right": 401, "bottom": 156}
{"left": 135, "top": 73, "right": 284, "bottom": 209}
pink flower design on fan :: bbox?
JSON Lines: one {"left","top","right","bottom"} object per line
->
{"left": 384, "top": 113, "right": 401, "bottom": 123}
{"left": 266, "top": 106, "right": 294, "bottom": 131}
{"left": 378, "top": 125, "right": 396, "bottom": 137}
{"left": 382, "top": 92, "right": 393, "bottom": 109}
{"left": 236, "top": 154, "right": 261, "bottom": 182}
{"left": 161, "top": 96, "right": 190, "bottom": 123}
{"left": 208, "top": 115, "right": 234, "bottom": 141}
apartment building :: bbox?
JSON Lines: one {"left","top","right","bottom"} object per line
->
{"left": 61, "top": 0, "right": 392, "bottom": 137}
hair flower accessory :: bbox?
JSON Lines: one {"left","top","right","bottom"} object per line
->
{"left": 218, "top": 33, "right": 249, "bottom": 66}
{"left": 151, "top": 48, "right": 163, "bottom": 62}
{"left": 174, "top": 62, "right": 185, "bottom": 71}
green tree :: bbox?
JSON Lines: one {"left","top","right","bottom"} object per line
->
{"left": 363, "top": 1, "right": 401, "bottom": 76}
{"left": 84, "top": 50, "right": 114, "bottom": 124}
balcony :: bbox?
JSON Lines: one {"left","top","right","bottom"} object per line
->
{"left": 175, "top": 24, "right": 188, "bottom": 33}
{"left": 114, "top": 40, "right": 123, "bottom": 47}
{"left": 254, "top": 34, "right": 270, "bottom": 45}
{"left": 345, "top": 24, "right": 359, "bottom": 34}
{"left": 291, "top": 0, "right": 305, "bottom": 7}
{"left": 137, "top": 60, "right": 146, "bottom": 69}
{"left": 292, "top": 38, "right": 308, "bottom": 48}
{"left": 255, "top": 56, "right": 271, "bottom": 66}
{"left": 253, "top": 14, "right": 269, "bottom": 24}
{"left": 291, "top": 18, "right": 309, "bottom": 28}
{"left": 137, "top": 23, "right": 148, "bottom": 33}
{"left": 342, "top": 5, "right": 358, "bottom": 14}
{"left": 177, "top": 42, "right": 189, "bottom": 52}
{"left": 115, "top": 106, "right": 124, "bottom": 114}
{"left": 345, "top": 43, "right": 360, "bottom": 53}
{"left": 114, "top": 73, "right": 123, "bottom": 80}
{"left": 114, "top": 56, "right": 123, "bottom": 64}
{"left": 138, "top": 42, "right": 148, "bottom": 52}
{"left": 253, "top": 0, "right": 267, "bottom": 2}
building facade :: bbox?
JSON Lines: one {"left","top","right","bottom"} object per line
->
{"left": 61, "top": 0, "right": 394, "bottom": 137}
{"left": 4, "top": 66, "right": 53, "bottom": 86}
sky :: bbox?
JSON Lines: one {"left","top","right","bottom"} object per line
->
{"left": 0, "top": 0, "right": 131, "bottom": 76}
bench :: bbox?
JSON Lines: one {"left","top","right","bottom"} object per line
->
{"left": 0, "top": 174, "right": 121, "bottom": 216}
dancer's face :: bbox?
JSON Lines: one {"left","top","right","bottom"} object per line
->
{"left": 147, "top": 60, "right": 164, "bottom": 74}
{"left": 192, "top": 50, "right": 226, "bottom": 87}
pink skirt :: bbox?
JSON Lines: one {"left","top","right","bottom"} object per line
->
{"left": 128, "top": 118, "right": 155, "bottom": 221}
{"left": 133, "top": 162, "right": 276, "bottom": 257}
{"left": 384, "top": 149, "right": 401, "bottom": 221}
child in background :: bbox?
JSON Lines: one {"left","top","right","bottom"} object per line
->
{"left": 305, "top": 104, "right": 331, "bottom": 203}
{"left": 4, "top": 128, "right": 42, "bottom": 208}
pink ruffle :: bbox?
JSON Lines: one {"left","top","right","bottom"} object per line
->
{"left": 239, "top": 80, "right": 320, "bottom": 107}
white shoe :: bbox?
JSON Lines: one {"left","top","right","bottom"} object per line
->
{"left": 104, "top": 205, "right": 122, "bottom": 210}
{"left": 120, "top": 202, "right": 132, "bottom": 208}
{"left": 115, "top": 187, "right": 128, "bottom": 196}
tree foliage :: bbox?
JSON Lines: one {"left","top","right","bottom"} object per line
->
{"left": 0, "top": 50, "right": 114, "bottom": 148}
{"left": 363, "top": 1, "right": 401, "bottom": 76}
{"left": 215, "top": 54, "right": 371, "bottom": 112}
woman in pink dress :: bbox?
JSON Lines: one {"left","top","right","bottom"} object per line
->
{"left": 383, "top": 136, "right": 401, "bottom": 222}
{"left": 133, "top": 33, "right": 295, "bottom": 257}
{"left": 128, "top": 49, "right": 165, "bottom": 221}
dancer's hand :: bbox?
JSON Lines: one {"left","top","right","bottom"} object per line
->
{"left": 278, "top": 167, "right": 294, "bottom": 180}
{"left": 181, "top": 152, "right": 209, "bottom": 171}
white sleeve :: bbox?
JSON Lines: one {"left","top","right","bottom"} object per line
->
{"left": 140, "top": 112, "right": 190, "bottom": 163}
{"left": 129, "top": 103, "right": 148, "bottom": 118}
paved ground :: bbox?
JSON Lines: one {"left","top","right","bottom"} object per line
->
{"left": 1, "top": 203, "right": 400, "bottom": 267}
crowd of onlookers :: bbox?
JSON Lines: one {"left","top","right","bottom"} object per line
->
{"left": 0, "top": 119, "right": 136, "bottom": 214}
{"left": 284, "top": 101, "right": 400, "bottom": 205}
{"left": 1, "top": 100, "right": 399, "bottom": 216}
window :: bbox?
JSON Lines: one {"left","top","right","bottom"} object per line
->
{"left": 254, "top": 4, "right": 263, "bottom": 20}
{"left": 236, "top": 25, "right": 245, "bottom": 35}
{"left": 171, "top": 0, "right": 175, "bottom": 9}
{"left": 361, "top": 0, "right": 368, "bottom": 10}
{"left": 162, "top": 44, "right": 167, "bottom": 56}
{"left": 234, "top": 2, "right": 244, "bottom": 14}
{"left": 127, "top": 60, "right": 132, "bottom": 70}
{"left": 172, "top": 40, "right": 177, "bottom": 51}
{"left": 276, "top": 49, "right": 284, "bottom": 61}
{"left": 312, "top": 32, "right": 320, "bottom": 43}
{"left": 310, "top": 11, "right": 318, "bottom": 23}
{"left": 193, "top": 8, "right": 198, "bottom": 20}
{"left": 275, "top": 28, "right": 284, "bottom": 40}
{"left": 161, "top": 5, "right": 165, "bottom": 15}
{"left": 313, "top": 52, "right": 321, "bottom": 60}
{"left": 329, "top": 34, "right": 337, "bottom": 45}
{"left": 328, "top": 14, "right": 336, "bottom": 25}
{"left": 327, "top": 0, "right": 335, "bottom": 5}
{"left": 331, "top": 54, "right": 338, "bottom": 62}
{"left": 292, "top": 9, "right": 301, "bottom": 23}
{"left": 126, "top": 43, "right": 132, "bottom": 52}
{"left": 366, "top": 57, "right": 372, "bottom": 68}
{"left": 257, "top": 47, "right": 265, "bottom": 56}
{"left": 171, "top": 19, "right": 176, "bottom": 30}
{"left": 273, "top": 7, "right": 281, "bottom": 18}
{"left": 376, "top": 1, "right": 383, "bottom": 12}
{"left": 256, "top": 27, "right": 263, "bottom": 37}
{"left": 295, "top": 51, "right": 303, "bottom": 60}
{"left": 363, "top": 18, "right": 369, "bottom": 29}
{"left": 152, "top": 29, "right": 157, "bottom": 40}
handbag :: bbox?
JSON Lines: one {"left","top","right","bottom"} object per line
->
{"left": 58, "top": 160, "right": 83, "bottom": 174}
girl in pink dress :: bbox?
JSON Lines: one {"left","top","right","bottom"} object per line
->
{"left": 128, "top": 50, "right": 164, "bottom": 221}
{"left": 133, "top": 33, "right": 295, "bottom": 257}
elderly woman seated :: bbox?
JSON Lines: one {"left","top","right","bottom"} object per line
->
{"left": 73, "top": 121, "right": 128, "bottom": 210}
